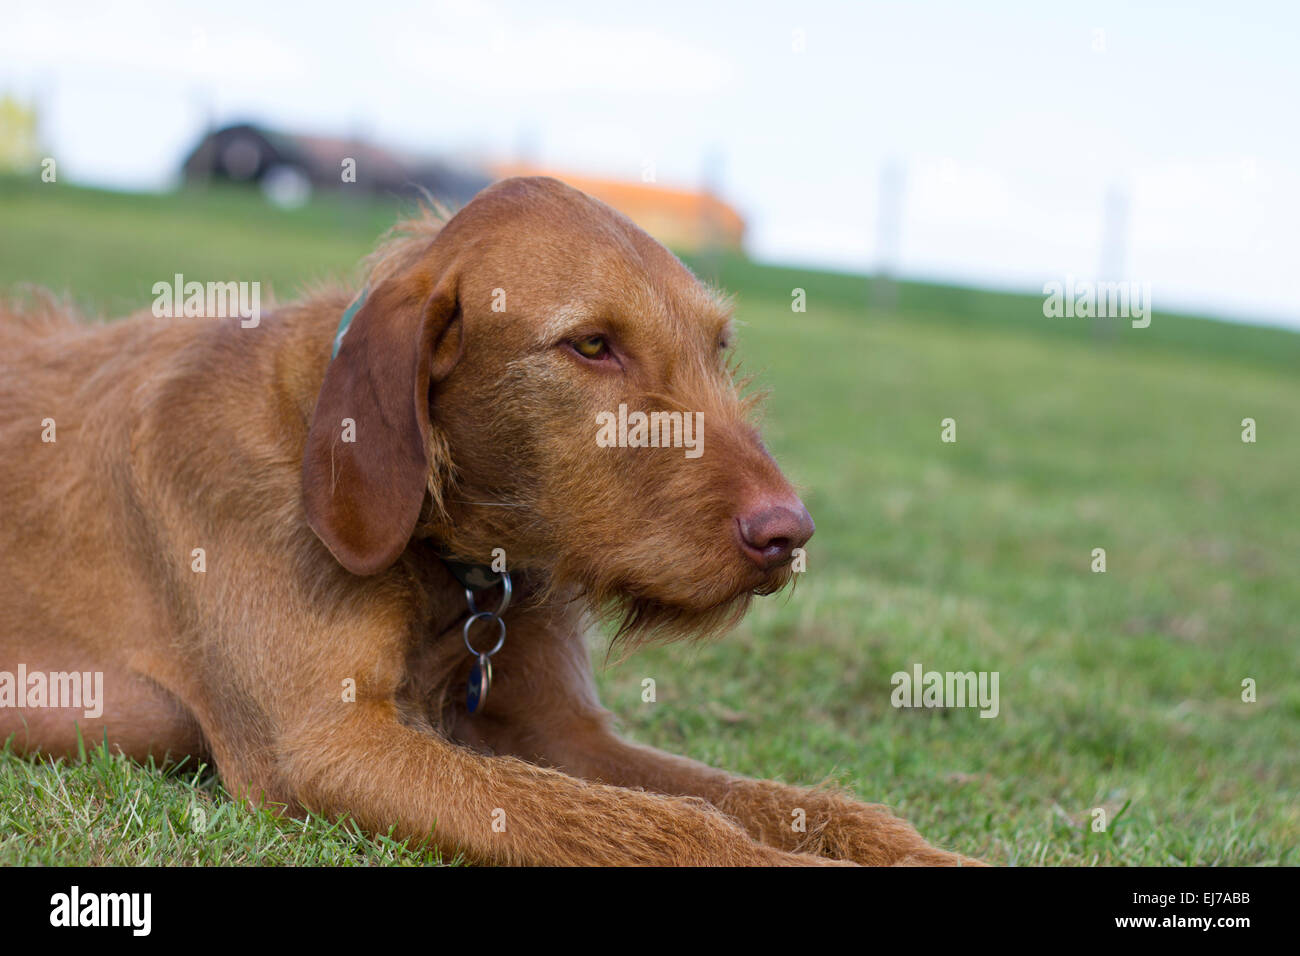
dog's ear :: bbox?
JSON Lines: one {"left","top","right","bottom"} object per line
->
{"left": 302, "top": 268, "right": 464, "bottom": 575}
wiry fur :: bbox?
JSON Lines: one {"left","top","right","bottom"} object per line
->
{"left": 0, "top": 177, "right": 980, "bottom": 866}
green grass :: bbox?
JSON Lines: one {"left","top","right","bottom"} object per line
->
{"left": 0, "top": 734, "right": 453, "bottom": 865}
{"left": 1, "top": 176, "right": 1296, "bottom": 865}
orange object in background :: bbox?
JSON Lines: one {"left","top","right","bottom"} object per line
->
{"left": 492, "top": 162, "right": 745, "bottom": 254}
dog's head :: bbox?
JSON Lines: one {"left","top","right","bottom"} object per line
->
{"left": 303, "top": 176, "right": 812, "bottom": 642}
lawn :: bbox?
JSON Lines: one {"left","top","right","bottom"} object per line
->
{"left": 1, "top": 176, "right": 1296, "bottom": 865}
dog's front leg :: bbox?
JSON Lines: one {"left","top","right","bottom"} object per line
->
{"left": 451, "top": 612, "right": 980, "bottom": 865}
{"left": 527, "top": 716, "right": 981, "bottom": 866}
{"left": 275, "top": 702, "right": 846, "bottom": 866}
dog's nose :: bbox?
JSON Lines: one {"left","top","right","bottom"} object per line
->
{"left": 736, "top": 496, "right": 815, "bottom": 570}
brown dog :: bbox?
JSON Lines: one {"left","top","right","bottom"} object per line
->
{"left": 0, "top": 177, "right": 975, "bottom": 865}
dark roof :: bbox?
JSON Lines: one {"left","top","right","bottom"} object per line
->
{"left": 181, "top": 122, "right": 491, "bottom": 207}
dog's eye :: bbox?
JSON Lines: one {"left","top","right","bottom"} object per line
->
{"left": 573, "top": 336, "right": 610, "bottom": 359}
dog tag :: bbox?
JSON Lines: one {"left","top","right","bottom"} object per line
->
{"left": 467, "top": 653, "right": 492, "bottom": 714}
{"left": 459, "top": 582, "right": 509, "bottom": 717}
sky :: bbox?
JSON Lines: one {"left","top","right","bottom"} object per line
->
{"left": 3, "top": 0, "right": 1298, "bottom": 327}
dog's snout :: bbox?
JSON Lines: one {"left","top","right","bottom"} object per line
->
{"left": 736, "top": 497, "right": 814, "bottom": 570}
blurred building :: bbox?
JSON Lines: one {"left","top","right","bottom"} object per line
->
{"left": 180, "top": 122, "right": 491, "bottom": 207}
{"left": 493, "top": 162, "right": 746, "bottom": 253}
{"left": 180, "top": 124, "right": 746, "bottom": 253}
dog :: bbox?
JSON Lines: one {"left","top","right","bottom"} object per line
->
{"left": 0, "top": 176, "right": 977, "bottom": 865}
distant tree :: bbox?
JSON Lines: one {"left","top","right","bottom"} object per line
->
{"left": 0, "top": 95, "right": 40, "bottom": 173}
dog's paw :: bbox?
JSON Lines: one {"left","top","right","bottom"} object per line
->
{"left": 797, "top": 800, "right": 983, "bottom": 867}
{"left": 889, "top": 848, "right": 989, "bottom": 867}
{"left": 763, "top": 848, "right": 860, "bottom": 866}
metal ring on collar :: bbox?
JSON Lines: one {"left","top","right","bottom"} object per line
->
{"left": 463, "top": 612, "right": 506, "bottom": 657}
{"left": 465, "top": 572, "right": 512, "bottom": 618}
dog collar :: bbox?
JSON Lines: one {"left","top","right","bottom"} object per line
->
{"left": 331, "top": 287, "right": 369, "bottom": 359}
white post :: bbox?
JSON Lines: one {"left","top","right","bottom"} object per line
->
{"left": 872, "top": 158, "right": 905, "bottom": 312}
